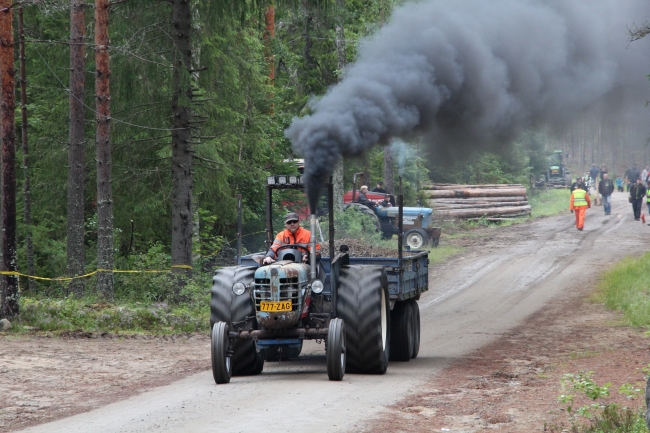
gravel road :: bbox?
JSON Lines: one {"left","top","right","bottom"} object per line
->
{"left": 15, "top": 192, "right": 646, "bottom": 433}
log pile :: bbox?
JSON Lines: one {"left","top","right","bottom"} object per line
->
{"left": 423, "top": 183, "right": 531, "bottom": 220}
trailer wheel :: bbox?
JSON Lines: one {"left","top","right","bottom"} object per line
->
{"left": 409, "top": 300, "right": 421, "bottom": 359}
{"left": 327, "top": 318, "right": 346, "bottom": 381}
{"left": 211, "top": 322, "right": 232, "bottom": 384}
{"left": 389, "top": 301, "right": 414, "bottom": 362}
{"left": 343, "top": 203, "right": 381, "bottom": 232}
{"left": 211, "top": 266, "right": 264, "bottom": 376}
{"left": 337, "top": 265, "right": 390, "bottom": 374}
{"left": 404, "top": 229, "right": 428, "bottom": 250}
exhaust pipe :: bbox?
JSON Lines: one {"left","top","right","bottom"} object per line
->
{"left": 310, "top": 214, "right": 317, "bottom": 280}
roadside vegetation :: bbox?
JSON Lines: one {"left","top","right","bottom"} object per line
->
{"left": 593, "top": 251, "right": 650, "bottom": 328}
{"left": 529, "top": 188, "right": 571, "bottom": 218}
{"left": 547, "top": 371, "right": 649, "bottom": 433}
{"left": 543, "top": 252, "right": 650, "bottom": 432}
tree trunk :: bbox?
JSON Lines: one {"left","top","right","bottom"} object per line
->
{"left": 332, "top": 0, "right": 346, "bottom": 212}
{"left": 426, "top": 188, "right": 528, "bottom": 198}
{"left": 264, "top": 3, "right": 275, "bottom": 85}
{"left": 67, "top": 0, "right": 86, "bottom": 296}
{"left": 170, "top": 0, "right": 193, "bottom": 283}
{"left": 18, "top": 7, "right": 35, "bottom": 292}
{"left": 0, "top": 0, "right": 18, "bottom": 316}
{"left": 95, "top": 0, "right": 114, "bottom": 300}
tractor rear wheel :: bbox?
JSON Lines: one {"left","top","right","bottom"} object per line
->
{"left": 409, "top": 300, "right": 421, "bottom": 359}
{"left": 211, "top": 266, "right": 264, "bottom": 376}
{"left": 337, "top": 265, "right": 390, "bottom": 374}
{"left": 327, "top": 318, "right": 346, "bottom": 381}
{"left": 343, "top": 203, "right": 381, "bottom": 232}
{"left": 211, "top": 322, "right": 232, "bottom": 384}
{"left": 389, "top": 301, "right": 414, "bottom": 362}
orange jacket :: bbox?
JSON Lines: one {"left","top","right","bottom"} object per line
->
{"left": 266, "top": 227, "right": 321, "bottom": 258}
{"left": 569, "top": 190, "right": 591, "bottom": 210}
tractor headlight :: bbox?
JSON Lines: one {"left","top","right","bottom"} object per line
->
{"left": 232, "top": 282, "right": 247, "bottom": 296}
{"left": 278, "top": 175, "right": 287, "bottom": 185}
{"left": 289, "top": 175, "right": 298, "bottom": 184}
{"left": 311, "top": 280, "right": 324, "bottom": 294}
{"left": 267, "top": 176, "right": 276, "bottom": 185}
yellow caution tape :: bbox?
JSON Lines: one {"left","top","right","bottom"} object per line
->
{"left": 0, "top": 265, "right": 193, "bottom": 282}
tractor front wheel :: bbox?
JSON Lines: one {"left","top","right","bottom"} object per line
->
{"left": 404, "top": 229, "right": 428, "bottom": 249}
{"left": 327, "top": 318, "right": 346, "bottom": 381}
{"left": 211, "top": 322, "right": 232, "bottom": 384}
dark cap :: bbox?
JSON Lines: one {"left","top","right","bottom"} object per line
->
{"left": 377, "top": 181, "right": 384, "bottom": 185}
{"left": 284, "top": 212, "right": 300, "bottom": 223}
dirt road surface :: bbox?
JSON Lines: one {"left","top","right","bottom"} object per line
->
{"left": 9, "top": 192, "right": 648, "bottom": 433}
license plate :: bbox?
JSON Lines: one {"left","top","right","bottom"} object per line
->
{"left": 551, "top": 170, "right": 559, "bottom": 173}
{"left": 260, "top": 301, "right": 292, "bottom": 312}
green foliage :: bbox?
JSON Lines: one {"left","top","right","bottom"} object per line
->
{"left": 15, "top": 270, "right": 211, "bottom": 333}
{"left": 596, "top": 251, "right": 650, "bottom": 328}
{"left": 551, "top": 371, "right": 649, "bottom": 433}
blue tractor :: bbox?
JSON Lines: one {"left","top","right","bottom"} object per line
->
{"left": 210, "top": 175, "right": 430, "bottom": 383}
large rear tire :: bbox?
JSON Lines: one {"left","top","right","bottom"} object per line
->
{"left": 211, "top": 266, "right": 264, "bottom": 376}
{"left": 337, "top": 265, "right": 390, "bottom": 374}
{"left": 211, "top": 322, "right": 232, "bottom": 384}
{"left": 389, "top": 301, "right": 414, "bottom": 362}
{"left": 409, "top": 300, "right": 421, "bottom": 359}
{"left": 327, "top": 318, "right": 346, "bottom": 381}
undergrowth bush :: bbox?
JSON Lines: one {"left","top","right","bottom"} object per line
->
{"left": 546, "top": 371, "right": 649, "bottom": 433}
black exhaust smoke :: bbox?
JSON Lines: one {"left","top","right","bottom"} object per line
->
{"left": 286, "top": 0, "right": 650, "bottom": 210}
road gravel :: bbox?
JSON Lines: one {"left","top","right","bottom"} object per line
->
{"left": 14, "top": 192, "right": 647, "bottom": 433}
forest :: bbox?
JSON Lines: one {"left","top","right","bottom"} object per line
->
{"left": 0, "top": 0, "right": 649, "bottom": 319}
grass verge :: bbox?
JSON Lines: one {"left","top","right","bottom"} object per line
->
{"left": 593, "top": 252, "right": 650, "bottom": 328}
{"left": 529, "top": 188, "right": 571, "bottom": 218}
{"left": 428, "top": 245, "right": 464, "bottom": 264}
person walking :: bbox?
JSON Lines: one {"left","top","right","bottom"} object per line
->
{"left": 570, "top": 181, "right": 591, "bottom": 231}
{"left": 629, "top": 177, "right": 647, "bottom": 221}
{"left": 598, "top": 174, "right": 614, "bottom": 215}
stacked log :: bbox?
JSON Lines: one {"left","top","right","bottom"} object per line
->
{"left": 423, "top": 183, "right": 530, "bottom": 219}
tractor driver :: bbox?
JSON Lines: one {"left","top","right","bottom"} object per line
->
{"left": 262, "top": 212, "right": 321, "bottom": 265}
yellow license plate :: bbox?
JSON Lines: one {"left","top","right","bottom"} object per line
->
{"left": 260, "top": 301, "right": 292, "bottom": 312}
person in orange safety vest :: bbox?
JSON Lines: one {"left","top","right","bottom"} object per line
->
{"left": 570, "top": 182, "right": 591, "bottom": 231}
{"left": 263, "top": 212, "right": 321, "bottom": 264}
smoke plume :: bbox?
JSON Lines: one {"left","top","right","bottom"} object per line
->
{"left": 285, "top": 0, "right": 650, "bottom": 210}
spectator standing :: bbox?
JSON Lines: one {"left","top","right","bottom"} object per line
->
{"left": 599, "top": 164, "right": 608, "bottom": 180}
{"left": 627, "top": 165, "right": 640, "bottom": 191}
{"left": 616, "top": 177, "right": 624, "bottom": 192}
{"left": 371, "top": 181, "right": 387, "bottom": 194}
{"left": 598, "top": 174, "right": 614, "bottom": 215}
{"left": 589, "top": 164, "right": 600, "bottom": 186}
{"left": 570, "top": 178, "right": 587, "bottom": 193}
{"left": 629, "top": 177, "right": 647, "bottom": 221}
{"left": 570, "top": 181, "right": 591, "bottom": 231}
{"left": 642, "top": 166, "right": 650, "bottom": 187}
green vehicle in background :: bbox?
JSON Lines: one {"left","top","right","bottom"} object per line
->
{"left": 545, "top": 150, "right": 571, "bottom": 187}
